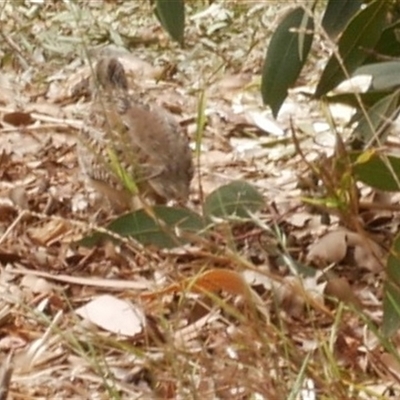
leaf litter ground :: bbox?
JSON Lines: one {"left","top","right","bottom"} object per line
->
{"left": 0, "top": 1, "right": 399, "bottom": 399}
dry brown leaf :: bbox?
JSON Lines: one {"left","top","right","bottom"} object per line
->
{"left": 189, "top": 269, "right": 251, "bottom": 295}
{"left": 141, "top": 268, "right": 251, "bottom": 299}
{"left": 307, "top": 230, "right": 347, "bottom": 266}
{"left": 20, "top": 275, "right": 55, "bottom": 294}
{"left": 324, "top": 276, "right": 361, "bottom": 309}
{"left": 307, "top": 229, "right": 384, "bottom": 272}
{"left": 353, "top": 245, "right": 383, "bottom": 273}
{"left": 141, "top": 268, "right": 269, "bottom": 320}
{"left": 27, "top": 219, "right": 71, "bottom": 246}
{"left": 243, "top": 269, "right": 274, "bottom": 291}
{"left": 8, "top": 186, "right": 29, "bottom": 209}
{"left": 380, "top": 352, "right": 400, "bottom": 381}
{"left": 119, "top": 55, "right": 164, "bottom": 81}
{"left": 75, "top": 295, "right": 145, "bottom": 337}
{"left": 3, "top": 111, "right": 34, "bottom": 126}
{"left": 210, "top": 73, "right": 252, "bottom": 100}
{"left": 287, "top": 212, "right": 312, "bottom": 228}
{"left": 346, "top": 231, "right": 384, "bottom": 272}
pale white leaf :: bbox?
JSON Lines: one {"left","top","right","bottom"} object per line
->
{"left": 75, "top": 295, "right": 145, "bottom": 337}
{"left": 247, "top": 110, "right": 284, "bottom": 136}
{"left": 332, "top": 74, "right": 372, "bottom": 94}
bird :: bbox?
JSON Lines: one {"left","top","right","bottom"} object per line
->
{"left": 77, "top": 57, "right": 193, "bottom": 212}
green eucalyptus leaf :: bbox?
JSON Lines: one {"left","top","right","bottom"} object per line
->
{"left": 355, "top": 62, "right": 400, "bottom": 92}
{"left": 353, "top": 152, "right": 400, "bottom": 191}
{"left": 325, "top": 91, "right": 391, "bottom": 108}
{"left": 351, "top": 90, "right": 400, "bottom": 146}
{"left": 315, "top": 0, "right": 387, "bottom": 98}
{"left": 366, "top": 20, "right": 400, "bottom": 62}
{"left": 261, "top": 7, "right": 314, "bottom": 117}
{"left": 322, "top": 0, "right": 362, "bottom": 39}
{"left": 80, "top": 206, "right": 205, "bottom": 249}
{"left": 203, "top": 180, "right": 264, "bottom": 220}
{"left": 155, "top": 0, "right": 185, "bottom": 46}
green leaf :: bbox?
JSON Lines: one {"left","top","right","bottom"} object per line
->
{"left": 325, "top": 91, "right": 392, "bottom": 109}
{"left": 355, "top": 62, "right": 400, "bottom": 92}
{"left": 352, "top": 152, "right": 400, "bottom": 191}
{"left": 203, "top": 180, "right": 264, "bottom": 220}
{"left": 155, "top": 0, "right": 185, "bottom": 46}
{"left": 80, "top": 206, "right": 205, "bottom": 249}
{"left": 261, "top": 7, "right": 314, "bottom": 117}
{"left": 351, "top": 90, "right": 400, "bottom": 146}
{"left": 315, "top": 0, "right": 387, "bottom": 98}
{"left": 322, "top": 0, "right": 362, "bottom": 39}
{"left": 383, "top": 233, "right": 400, "bottom": 337}
{"left": 366, "top": 20, "right": 400, "bottom": 62}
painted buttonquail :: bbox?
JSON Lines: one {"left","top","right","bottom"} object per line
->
{"left": 77, "top": 57, "right": 193, "bottom": 211}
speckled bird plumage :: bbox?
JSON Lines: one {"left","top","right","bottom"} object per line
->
{"left": 77, "top": 57, "right": 193, "bottom": 211}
